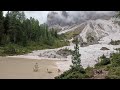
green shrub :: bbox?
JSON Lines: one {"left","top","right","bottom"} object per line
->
{"left": 100, "top": 58, "right": 110, "bottom": 65}
{"left": 104, "top": 64, "right": 112, "bottom": 71}
{"left": 55, "top": 66, "right": 86, "bottom": 79}
{"left": 105, "top": 75, "right": 120, "bottom": 79}
{"left": 95, "top": 54, "right": 110, "bottom": 67}
{"left": 70, "top": 66, "right": 86, "bottom": 74}
{"left": 109, "top": 39, "right": 120, "bottom": 45}
{"left": 54, "top": 40, "right": 70, "bottom": 48}
{"left": 0, "top": 38, "right": 69, "bottom": 56}
{"left": 64, "top": 29, "right": 82, "bottom": 39}
{"left": 55, "top": 70, "right": 85, "bottom": 79}
{"left": 108, "top": 67, "right": 120, "bottom": 76}
{"left": 85, "top": 66, "right": 94, "bottom": 78}
{"left": 110, "top": 53, "right": 120, "bottom": 66}
{"left": 3, "top": 44, "right": 18, "bottom": 55}
{"left": 0, "top": 44, "right": 31, "bottom": 55}
{"left": 64, "top": 72, "right": 86, "bottom": 79}
{"left": 55, "top": 66, "right": 95, "bottom": 79}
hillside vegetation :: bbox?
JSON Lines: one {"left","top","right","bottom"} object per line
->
{"left": 0, "top": 11, "right": 69, "bottom": 56}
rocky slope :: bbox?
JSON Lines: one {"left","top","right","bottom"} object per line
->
{"left": 58, "top": 18, "right": 120, "bottom": 46}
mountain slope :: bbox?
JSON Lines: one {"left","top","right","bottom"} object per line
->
{"left": 58, "top": 18, "right": 120, "bottom": 46}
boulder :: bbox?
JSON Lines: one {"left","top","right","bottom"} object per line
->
{"left": 100, "top": 47, "right": 110, "bottom": 50}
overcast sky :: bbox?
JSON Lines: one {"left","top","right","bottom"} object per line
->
{"left": 24, "top": 11, "right": 49, "bottom": 24}
{"left": 3, "top": 11, "right": 115, "bottom": 24}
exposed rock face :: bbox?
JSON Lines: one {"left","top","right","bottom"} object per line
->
{"left": 78, "top": 19, "right": 120, "bottom": 46}
{"left": 67, "top": 18, "right": 120, "bottom": 46}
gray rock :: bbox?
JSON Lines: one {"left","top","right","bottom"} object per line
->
{"left": 100, "top": 47, "right": 110, "bottom": 50}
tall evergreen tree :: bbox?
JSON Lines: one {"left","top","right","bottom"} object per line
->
{"left": 71, "top": 37, "right": 81, "bottom": 68}
{"left": 4, "top": 11, "right": 10, "bottom": 34}
{"left": 0, "top": 11, "right": 5, "bottom": 44}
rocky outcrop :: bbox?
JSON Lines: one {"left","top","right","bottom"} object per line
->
{"left": 78, "top": 19, "right": 120, "bottom": 46}
{"left": 38, "top": 48, "right": 72, "bottom": 59}
{"left": 100, "top": 47, "right": 110, "bottom": 50}
{"left": 56, "top": 48, "right": 72, "bottom": 58}
{"left": 38, "top": 50, "right": 63, "bottom": 58}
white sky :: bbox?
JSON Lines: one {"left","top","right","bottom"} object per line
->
{"left": 24, "top": 11, "right": 49, "bottom": 24}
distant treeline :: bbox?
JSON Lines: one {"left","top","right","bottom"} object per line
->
{"left": 0, "top": 11, "right": 61, "bottom": 46}
{"left": 0, "top": 11, "right": 69, "bottom": 55}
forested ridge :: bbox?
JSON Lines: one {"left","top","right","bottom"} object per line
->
{"left": 0, "top": 11, "right": 69, "bottom": 55}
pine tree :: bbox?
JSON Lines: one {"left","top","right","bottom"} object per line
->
{"left": 71, "top": 37, "right": 81, "bottom": 68}
{"left": 18, "top": 11, "right": 25, "bottom": 23}
{"left": 0, "top": 11, "right": 62, "bottom": 48}
{"left": 0, "top": 11, "right": 5, "bottom": 44}
{"left": 4, "top": 11, "right": 10, "bottom": 35}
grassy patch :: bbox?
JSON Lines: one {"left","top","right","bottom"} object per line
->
{"left": 95, "top": 53, "right": 120, "bottom": 79}
{"left": 55, "top": 66, "right": 86, "bottom": 79}
{"left": 0, "top": 39, "right": 69, "bottom": 56}
{"left": 63, "top": 29, "right": 82, "bottom": 39}
{"left": 95, "top": 54, "right": 110, "bottom": 68}
{"left": 85, "top": 66, "right": 94, "bottom": 78}
{"left": 0, "top": 44, "right": 31, "bottom": 56}
{"left": 106, "top": 67, "right": 120, "bottom": 79}
{"left": 55, "top": 66, "right": 94, "bottom": 79}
